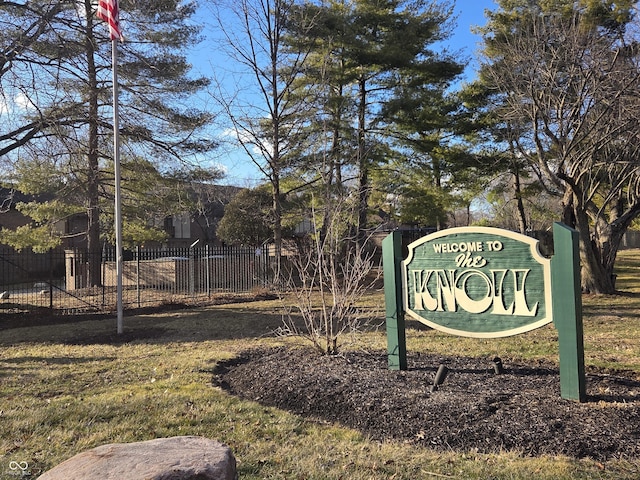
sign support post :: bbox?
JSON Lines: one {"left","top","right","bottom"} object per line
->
{"left": 382, "top": 231, "right": 407, "bottom": 370}
{"left": 551, "top": 222, "right": 586, "bottom": 401}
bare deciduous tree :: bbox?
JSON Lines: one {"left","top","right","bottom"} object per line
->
{"left": 480, "top": 4, "right": 640, "bottom": 293}
{"left": 209, "top": 0, "right": 315, "bottom": 279}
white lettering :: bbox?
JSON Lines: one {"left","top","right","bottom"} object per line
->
{"left": 410, "top": 267, "right": 537, "bottom": 317}
{"left": 455, "top": 252, "right": 487, "bottom": 268}
{"left": 455, "top": 270, "right": 493, "bottom": 314}
{"left": 487, "top": 240, "right": 503, "bottom": 251}
{"left": 433, "top": 242, "right": 484, "bottom": 254}
{"left": 512, "top": 269, "right": 538, "bottom": 316}
{"left": 490, "top": 269, "right": 514, "bottom": 315}
{"left": 435, "top": 270, "right": 456, "bottom": 312}
{"left": 411, "top": 269, "right": 437, "bottom": 311}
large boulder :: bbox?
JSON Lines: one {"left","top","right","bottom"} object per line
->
{"left": 37, "top": 436, "right": 236, "bottom": 480}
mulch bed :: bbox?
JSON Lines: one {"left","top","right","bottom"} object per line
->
{"left": 213, "top": 346, "right": 640, "bottom": 461}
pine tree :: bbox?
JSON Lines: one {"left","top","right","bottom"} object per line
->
{"left": 0, "top": 0, "right": 216, "bottom": 286}
{"left": 284, "top": 0, "right": 463, "bottom": 239}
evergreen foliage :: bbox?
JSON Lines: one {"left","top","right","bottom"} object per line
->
{"left": 280, "top": 0, "right": 464, "bottom": 237}
{"left": 0, "top": 0, "right": 218, "bottom": 282}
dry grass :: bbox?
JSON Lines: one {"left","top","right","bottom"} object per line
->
{"left": 1, "top": 252, "right": 640, "bottom": 479}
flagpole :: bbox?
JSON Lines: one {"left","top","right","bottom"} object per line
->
{"left": 111, "top": 38, "right": 124, "bottom": 334}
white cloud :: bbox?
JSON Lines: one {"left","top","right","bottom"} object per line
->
{"left": 221, "top": 126, "right": 274, "bottom": 158}
{"left": 0, "top": 91, "right": 34, "bottom": 116}
{"left": 14, "top": 92, "right": 33, "bottom": 110}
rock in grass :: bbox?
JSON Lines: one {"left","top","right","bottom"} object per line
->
{"left": 37, "top": 436, "right": 237, "bottom": 480}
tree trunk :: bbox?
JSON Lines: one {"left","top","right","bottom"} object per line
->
{"left": 271, "top": 173, "right": 282, "bottom": 281}
{"left": 512, "top": 167, "right": 527, "bottom": 234}
{"left": 561, "top": 190, "right": 576, "bottom": 228}
{"left": 562, "top": 190, "right": 632, "bottom": 294}
{"left": 433, "top": 158, "right": 444, "bottom": 230}
{"left": 592, "top": 213, "right": 630, "bottom": 293}
{"left": 85, "top": 0, "right": 102, "bottom": 287}
{"left": 320, "top": 112, "right": 342, "bottom": 244}
{"left": 356, "top": 76, "right": 368, "bottom": 248}
{"left": 574, "top": 207, "right": 615, "bottom": 294}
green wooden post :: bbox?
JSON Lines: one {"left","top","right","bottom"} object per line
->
{"left": 383, "top": 231, "right": 407, "bottom": 370}
{"left": 551, "top": 222, "right": 586, "bottom": 402}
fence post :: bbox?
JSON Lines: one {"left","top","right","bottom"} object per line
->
{"left": 101, "top": 245, "right": 106, "bottom": 306}
{"left": 136, "top": 245, "right": 141, "bottom": 308}
{"left": 205, "top": 244, "right": 211, "bottom": 298}
{"left": 48, "top": 249, "right": 54, "bottom": 310}
{"left": 189, "top": 240, "right": 198, "bottom": 295}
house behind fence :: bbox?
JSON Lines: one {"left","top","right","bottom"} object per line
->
{"left": 0, "top": 245, "right": 271, "bottom": 315}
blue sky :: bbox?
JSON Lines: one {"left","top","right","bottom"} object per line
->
{"left": 445, "top": 0, "right": 497, "bottom": 79}
{"left": 194, "top": 0, "right": 498, "bottom": 185}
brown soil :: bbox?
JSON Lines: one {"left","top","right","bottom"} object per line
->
{"left": 213, "top": 347, "right": 640, "bottom": 461}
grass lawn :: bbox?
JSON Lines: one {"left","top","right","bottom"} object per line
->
{"left": 1, "top": 251, "right": 640, "bottom": 479}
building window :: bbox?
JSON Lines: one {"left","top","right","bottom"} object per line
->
{"left": 165, "top": 214, "right": 190, "bottom": 239}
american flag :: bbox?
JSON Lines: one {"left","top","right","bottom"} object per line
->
{"left": 96, "top": 0, "right": 122, "bottom": 41}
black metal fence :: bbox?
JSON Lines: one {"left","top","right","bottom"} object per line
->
{"left": 0, "top": 245, "right": 272, "bottom": 315}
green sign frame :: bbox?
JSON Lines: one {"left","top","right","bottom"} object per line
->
{"left": 402, "top": 226, "right": 552, "bottom": 338}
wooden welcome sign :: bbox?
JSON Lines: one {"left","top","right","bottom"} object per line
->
{"left": 383, "top": 222, "right": 586, "bottom": 401}
{"left": 402, "top": 227, "right": 552, "bottom": 338}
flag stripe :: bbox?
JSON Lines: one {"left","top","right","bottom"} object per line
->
{"left": 96, "top": 0, "right": 122, "bottom": 41}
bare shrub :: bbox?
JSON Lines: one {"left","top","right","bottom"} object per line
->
{"left": 276, "top": 207, "right": 381, "bottom": 355}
